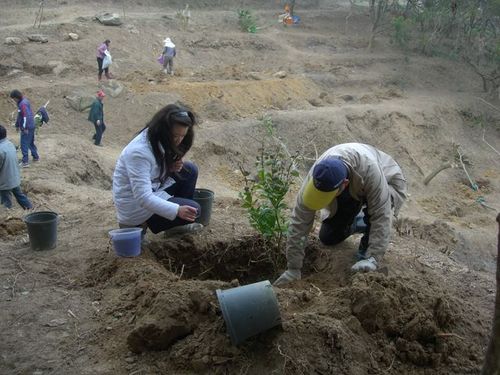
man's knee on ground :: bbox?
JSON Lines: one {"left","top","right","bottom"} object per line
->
{"left": 319, "top": 226, "right": 346, "bottom": 246}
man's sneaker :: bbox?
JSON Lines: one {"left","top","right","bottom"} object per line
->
{"left": 95, "top": 143, "right": 104, "bottom": 147}
{"left": 19, "top": 162, "right": 29, "bottom": 168}
{"left": 33, "top": 158, "right": 40, "bottom": 162}
{"left": 165, "top": 223, "right": 203, "bottom": 237}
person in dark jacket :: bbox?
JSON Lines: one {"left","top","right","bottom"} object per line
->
{"left": 88, "top": 90, "right": 106, "bottom": 146}
{"left": 0, "top": 124, "right": 32, "bottom": 210}
{"left": 10, "top": 90, "right": 39, "bottom": 168}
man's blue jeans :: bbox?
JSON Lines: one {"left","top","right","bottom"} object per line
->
{"left": 146, "top": 161, "right": 200, "bottom": 234}
{"left": 20, "top": 128, "right": 39, "bottom": 164}
{"left": 0, "top": 186, "right": 33, "bottom": 209}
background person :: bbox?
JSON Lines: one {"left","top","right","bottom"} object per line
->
{"left": 10, "top": 90, "right": 39, "bottom": 168}
{"left": 0, "top": 124, "right": 33, "bottom": 210}
{"left": 96, "top": 39, "right": 112, "bottom": 81}
{"left": 112, "top": 104, "right": 202, "bottom": 236}
{"left": 162, "top": 37, "right": 177, "bottom": 76}
{"left": 88, "top": 90, "right": 106, "bottom": 147}
{"left": 274, "top": 143, "right": 407, "bottom": 285}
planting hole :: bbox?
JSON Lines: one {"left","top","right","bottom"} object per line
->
{"left": 149, "top": 235, "right": 318, "bottom": 284}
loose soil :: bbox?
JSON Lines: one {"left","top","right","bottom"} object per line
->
{"left": 1, "top": 1, "right": 499, "bottom": 374}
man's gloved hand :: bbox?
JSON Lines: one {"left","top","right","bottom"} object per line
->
{"left": 273, "top": 269, "right": 301, "bottom": 286}
{"left": 351, "top": 257, "right": 377, "bottom": 272}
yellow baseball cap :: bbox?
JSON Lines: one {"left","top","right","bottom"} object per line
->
{"left": 302, "top": 158, "right": 347, "bottom": 211}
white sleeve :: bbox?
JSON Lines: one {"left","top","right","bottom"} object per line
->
{"left": 125, "top": 151, "right": 179, "bottom": 220}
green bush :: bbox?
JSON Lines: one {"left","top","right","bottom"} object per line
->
{"left": 239, "top": 117, "right": 300, "bottom": 270}
{"left": 391, "top": 16, "right": 412, "bottom": 49}
{"left": 238, "top": 9, "right": 257, "bottom": 33}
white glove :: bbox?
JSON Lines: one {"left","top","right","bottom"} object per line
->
{"left": 351, "top": 257, "right": 377, "bottom": 272}
{"left": 273, "top": 269, "right": 301, "bottom": 286}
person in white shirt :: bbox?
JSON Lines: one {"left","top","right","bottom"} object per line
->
{"left": 112, "top": 104, "right": 202, "bottom": 235}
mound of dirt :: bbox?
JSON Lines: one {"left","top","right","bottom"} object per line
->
{"left": 82, "top": 250, "right": 482, "bottom": 374}
{"left": 0, "top": 217, "right": 26, "bottom": 237}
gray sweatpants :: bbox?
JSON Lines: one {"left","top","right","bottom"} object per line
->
{"left": 163, "top": 56, "right": 174, "bottom": 73}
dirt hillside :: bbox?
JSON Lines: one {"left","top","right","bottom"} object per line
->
{"left": 1, "top": 1, "right": 499, "bottom": 374}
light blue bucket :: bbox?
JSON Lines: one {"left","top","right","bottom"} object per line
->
{"left": 216, "top": 280, "right": 282, "bottom": 345}
{"left": 108, "top": 228, "right": 142, "bottom": 257}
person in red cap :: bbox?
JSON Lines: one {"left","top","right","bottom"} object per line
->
{"left": 274, "top": 143, "right": 407, "bottom": 286}
{"left": 88, "top": 90, "right": 106, "bottom": 146}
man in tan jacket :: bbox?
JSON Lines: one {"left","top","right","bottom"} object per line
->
{"left": 274, "top": 143, "right": 407, "bottom": 285}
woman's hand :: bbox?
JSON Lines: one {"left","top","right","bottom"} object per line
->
{"left": 169, "top": 159, "right": 183, "bottom": 172}
{"left": 177, "top": 205, "right": 198, "bottom": 222}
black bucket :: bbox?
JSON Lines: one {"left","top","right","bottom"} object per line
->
{"left": 23, "top": 211, "right": 59, "bottom": 251}
{"left": 193, "top": 188, "right": 214, "bottom": 226}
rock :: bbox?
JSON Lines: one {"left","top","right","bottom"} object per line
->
{"left": 28, "top": 34, "right": 48, "bottom": 43}
{"left": 101, "top": 80, "right": 124, "bottom": 98}
{"left": 7, "top": 69, "right": 23, "bottom": 77}
{"left": 5, "top": 37, "right": 23, "bottom": 45}
{"left": 308, "top": 98, "right": 323, "bottom": 107}
{"left": 247, "top": 72, "right": 261, "bottom": 80}
{"left": 68, "top": 33, "right": 79, "bottom": 41}
{"left": 65, "top": 92, "right": 96, "bottom": 112}
{"left": 95, "top": 12, "right": 123, "bottom": 26}
{"left": 273, "top": 70, "right": 287, "bottom": 79}
{"left": 48, "top": 60, "right": 69, "bottom": 76}
{"left": 341, "top": 94, "right": 355, "bottom": 101}
{"left": 126, "top": 25, "right": 139, "bottom": 34}
{"left": 44, "top": 318, "right": 67, "bottom": 327}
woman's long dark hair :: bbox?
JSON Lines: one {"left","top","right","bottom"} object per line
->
{"left": 141, "top": 104, "right": 196, "bottom": 184}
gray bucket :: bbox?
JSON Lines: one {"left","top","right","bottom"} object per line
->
{"left": 193, "top": 188, "right": 214, "bottom": 226}
{"left": 23, "top": 211, "right": 59, "bottom": 251}
{"left": 216, "top": 280, "right": 282, "bottom": 345}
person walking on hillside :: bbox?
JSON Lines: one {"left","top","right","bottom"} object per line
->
{"left": 88, "top": 90, "right": 106, "bottom": 147}
{"left": 162, "top": 37, "right": 176, "bottom": 76}
{"left": 112, "top": 104, "right": 203, "bottom": 237}
{"left": 10, "top": 90, "right": 39, "bottom": 168}
{"left": 96, "top": 39, "right": 112, "bottom": 81}
{"left": 0, "top": 124, "right": 33, "bottom": 210}
{"left": 274, "top": 143, "right": 407, "bottom": 286}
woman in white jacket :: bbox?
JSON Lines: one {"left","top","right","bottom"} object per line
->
{"left": 112, "top": 104, "right": 202, "bottom": 235}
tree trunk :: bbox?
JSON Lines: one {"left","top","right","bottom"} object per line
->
{"left": 481, "top": 213, "right": 500, "bottom": 374}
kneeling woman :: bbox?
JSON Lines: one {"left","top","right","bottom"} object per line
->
{"left": 112, "top": 104, "right": 202, "bottom": 235}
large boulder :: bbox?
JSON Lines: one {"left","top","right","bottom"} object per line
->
{"left": 48, "top": 61, "right": 69, "bottom": 76}
{"left": 65, "top": 91, "right": 96, "bottom": 112}
{"left": 28, "top": 34, "right": 48, "bottom": 43}
{"left": 101, "top": 80, "right": 124, "bottom": 98}
{"left": 5, "top": 37, "right": 23, "bottom": 45}
{"left": 96, "top": 12, "right": 123, "bottom": 26}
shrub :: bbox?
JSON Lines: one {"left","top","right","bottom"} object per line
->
{"left": 238, "top": 9, "right": 257, "bottom": 33}
{"left": 239, "top": 117, "right": 300, "bottom": 270}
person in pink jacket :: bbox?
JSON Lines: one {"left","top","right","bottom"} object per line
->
{"left": 96, "top": 39, "right": 112, "bottom": 81}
